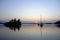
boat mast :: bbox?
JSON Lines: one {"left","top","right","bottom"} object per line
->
{"left": 40, "top": 14, "right": 42, "bottom": 23}
{"left": 40, "top": 14, "right": 43, "bottom": 27}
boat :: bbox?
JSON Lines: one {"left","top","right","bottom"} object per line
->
{"left": 38, "top": 15, "right": 43, "bottom": 27}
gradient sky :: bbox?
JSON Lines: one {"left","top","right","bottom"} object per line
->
{"left": 0, "top": 0, "right": 60, "bottom": 22}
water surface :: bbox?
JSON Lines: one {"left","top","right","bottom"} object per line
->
{"left": 0, "top": 24, "right": 60, "bottom": 40}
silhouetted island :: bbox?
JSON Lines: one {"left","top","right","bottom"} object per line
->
{"left": 4, "top": 18, "right": 21, "bottom": 26}
{"left": 54, "top": 21, "right": 60, "bottom": 27}
{"left": 4, "top": 18, "right": 22, "bottom": 31}
{"left": 54, "top": 21, "right": 60, "bottom": 24}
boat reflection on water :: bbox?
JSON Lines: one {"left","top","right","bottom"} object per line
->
{"left": 37, "top": 23, "right": 43, "bottom": 40}
{"left": 4, "top": 24, "right": 21, "bottom": 32}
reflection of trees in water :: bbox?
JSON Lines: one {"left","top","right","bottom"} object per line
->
{"left": 55, "top": 24, "right": 60, "bottom": 28}
{"left": 5, "top": 25, "right": 21, "bottom": 32}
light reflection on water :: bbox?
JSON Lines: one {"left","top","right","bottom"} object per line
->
{"left": 0, "top": 24, "right": 60, "bottom": 40}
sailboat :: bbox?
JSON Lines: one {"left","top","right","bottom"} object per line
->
{"left": 38, "top": 15, "right": 43, "bottom": 27}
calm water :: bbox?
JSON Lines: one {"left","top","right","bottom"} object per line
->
{"left": 0, "top": 24, "right": 60, "bottom": 40}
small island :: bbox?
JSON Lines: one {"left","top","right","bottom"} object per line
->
{"left": 54, "top": 21, "right": 60, "bottom": 27}
{"left": 54, "top": 21, "right": 60, "bottom": 24}
{"left": 4, "top": 18, "right": 21, "bottom": 26}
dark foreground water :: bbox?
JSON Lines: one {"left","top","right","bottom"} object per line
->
{"left": 0, "top": 24, "right": 60, "bottom": 40}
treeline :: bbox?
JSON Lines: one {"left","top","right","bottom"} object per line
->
{"left": 4, "top": 18, "right": 21, "bottom": 26}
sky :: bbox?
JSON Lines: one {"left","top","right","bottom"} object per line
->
{"left": 0, "top": 0, "right": 60, "bottom": 22}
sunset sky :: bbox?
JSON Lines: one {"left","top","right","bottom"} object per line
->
{"left": 0, "top": 0, "right": 60, "bottom": 22}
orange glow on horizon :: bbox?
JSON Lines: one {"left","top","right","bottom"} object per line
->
{"left": 6, "top": 16, "right": 59, "bottom": 23}
{"left": 20, "top": 17, "right": 58, "bottom": 22}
